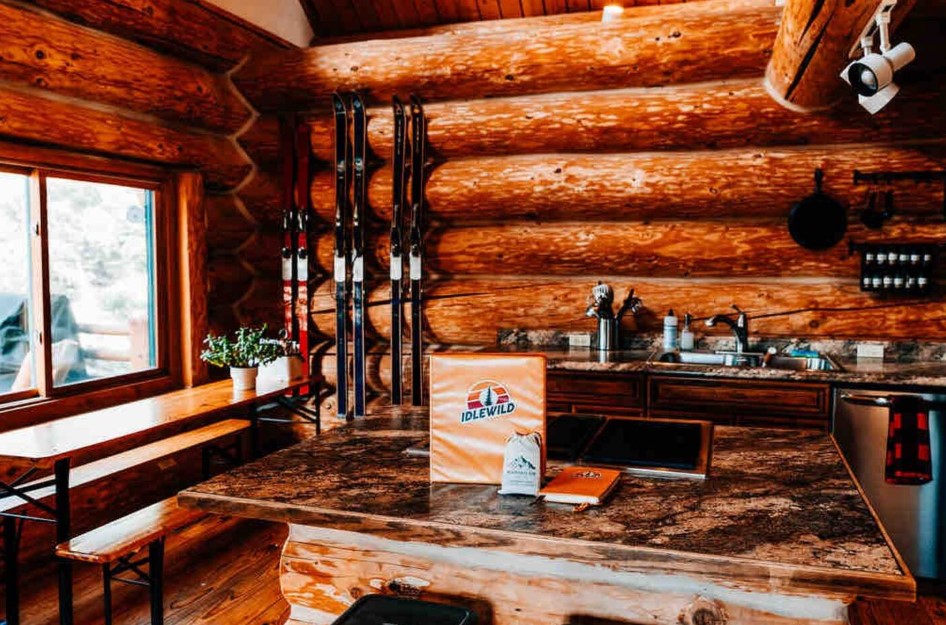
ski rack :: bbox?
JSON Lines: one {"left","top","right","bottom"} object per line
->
{"left": 852, "top": 169, "right": 946, "bottom": 219}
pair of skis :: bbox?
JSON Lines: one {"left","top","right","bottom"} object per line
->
{"left": 332, "top": 92, "right": 369, "bottom": 418}
{"left": 390, "top": 96, "right": 427, "bottom": 407}
{"left": 280, "top": 116, "right": 310, "bottom": 395}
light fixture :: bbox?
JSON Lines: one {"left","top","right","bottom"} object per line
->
{"left": 839, "top": 0, "right": 915, "bottom": 114}
{"left": 601, "top": 5, "right": 624, "bottom": 22}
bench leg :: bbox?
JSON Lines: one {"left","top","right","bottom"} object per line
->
{"left": 149, "top": 539, "right": 165, "bottom": 625}
{"left": 102, "top": 564, "right": 113, "bottom": 625}
{"left": 4, "top": 516, "right": 20, "bottom": 625}
{"left": 55, "top": 458, "right": 73, "bottom": 625}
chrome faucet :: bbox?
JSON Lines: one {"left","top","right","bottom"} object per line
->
{"left": 585, "top": 283, "right": 643, "bottom": 350}
{"left": 705, "top": 305, "right": 749, "bottom": 354}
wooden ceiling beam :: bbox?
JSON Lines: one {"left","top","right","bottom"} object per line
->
{"left": 765, "top": 0, "right": 918, "bottom": 111}
{"left": 0, "top": 1, "right": 251, "bottom": 134}
{"left": 26, "top": 0, "right": 289, "bottom": 72}
{"left": 236, "top": 0, "right": 781, "bottom": 112}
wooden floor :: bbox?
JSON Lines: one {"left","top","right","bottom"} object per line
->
{"left": 6, "top": 514, "right": 946, "bottom": 625}
{"left": 8, "top": 515, "right": 289, "bottom": 625}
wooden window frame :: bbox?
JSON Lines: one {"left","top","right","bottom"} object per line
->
{"left": 0, "top": 141, "right": 205, "bottom": 430}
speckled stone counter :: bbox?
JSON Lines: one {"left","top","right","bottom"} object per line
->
{"left": 531, "top": 348, "right": 946, "bottom": 387}
{"left": 180, "top": 407, "right": 914, "bottom": 625}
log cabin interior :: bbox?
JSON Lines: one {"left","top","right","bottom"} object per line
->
{"left": 1, "top": 0, "right": 946, "bottom": 623}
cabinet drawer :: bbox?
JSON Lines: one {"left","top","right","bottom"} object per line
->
{"left": 648, "top": 376, "right": 830, "bottom": 419}
{"left": 547, "top": 371, "right": 643, "bottom": 410}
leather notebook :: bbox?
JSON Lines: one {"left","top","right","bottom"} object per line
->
{"left": 539, "top": 466, "right": 622, "bottom": 505}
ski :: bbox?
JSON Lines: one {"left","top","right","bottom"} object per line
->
{"left": 389, "top": 97, "right": 407, "bottom": 405}
{"left": 331, "top": 92, "right": 350, "bottom": 419}
{"left": 279, "top": 116, "right": 298, "bottom": 378}
{"left": 351, "top": 93, "right": 368, "bottom": 417}
{"left": 408, "top": 95, "right": 426, "bottom": 406}
{"left": 293, "top": 119, "right": 312, "bottom": 396}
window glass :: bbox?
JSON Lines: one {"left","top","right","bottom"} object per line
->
{"left": 46, "top": 178, "right": 157, "bottom": 386}
{"left": 0, "top": 172, "right": 34, "bottom": 395}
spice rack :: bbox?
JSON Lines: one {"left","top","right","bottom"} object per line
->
{"left": 849, "top": 242, "right": 937, "bottom": 295}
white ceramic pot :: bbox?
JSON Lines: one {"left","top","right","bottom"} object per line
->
{"left": 230, "top": 366, "right": 258, "bottom": 391}
{"left": 258, "top": 355, "right": 304, "bottom": 383}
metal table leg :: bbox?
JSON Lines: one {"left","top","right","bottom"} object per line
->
{"left": 3, "top": 516, "right": 21, "bottom": 625}
{"left": 54, "top": 458, "right": 73, "bottom": 625}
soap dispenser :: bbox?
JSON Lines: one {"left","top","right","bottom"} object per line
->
{"left": 662, "top": 309, "right": 678, "bottom": 350}
{"left": 680, "top": 312, "right": 695, "bottom": 351}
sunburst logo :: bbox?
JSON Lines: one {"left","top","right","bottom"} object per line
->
{"left": 460, "top": 380, "right": 517, "bottom": 423}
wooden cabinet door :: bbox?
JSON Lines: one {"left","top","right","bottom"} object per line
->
{"left": 547, "top": 370, "right": 644, "bottom": 416}
{"left": 647, "top": 375, "right": 831, "bottom": 430}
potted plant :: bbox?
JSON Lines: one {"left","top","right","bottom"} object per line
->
{"left": 258, "top": 333, "right": 305, "bottom": 383}
{"left": 200, "top": 325, "right": 281, "bottom": 391}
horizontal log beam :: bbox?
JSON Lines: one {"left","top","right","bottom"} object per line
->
{"left": 765, "top": 0, "right": 918, "bottom": 110}
{"left": 310, "top": 220, "right": 946, "bottom": 279}
{"left": 307, "top": 80, "right": 946, "bottom": 162}
{"left": 303, "top": 278, "right": 946, "bottom": 346}
{"left": 235, "top": 0, "right": 780, "bottom": 112}
{"left": 239, "top": 115, "right": 283, "bottom": 171}
{"left": 309, "top": 143, "right": 946, "bottom": 225}
{"left": 0, "top": 2, "right": 250, "bottom": 134}
{"left": 27, "top": 0, "right": 289, "bottom": 72}
{"left": 207, "top": 254, "right": 253, "bottom": 309}
{"left": 205, "top": 193, "right": 256, "bottom": 252}
{"left": 0, "top": 82, "right": 251, "bottom": 189}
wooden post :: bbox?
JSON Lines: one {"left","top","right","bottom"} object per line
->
{"left": 176, "top": 172, "right": 209, "bottom": 387}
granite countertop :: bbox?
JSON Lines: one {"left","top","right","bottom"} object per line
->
{"left": 179, "top": 407, "right": 913, "bottom": 600}
{"left": 524, "top": 348, "right": 946, "bottom": 387}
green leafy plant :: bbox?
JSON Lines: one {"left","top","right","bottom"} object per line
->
{"left": 200, "top": 325, "right": 281, "bottom": 369}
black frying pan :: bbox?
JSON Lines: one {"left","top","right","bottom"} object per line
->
{"left": 788, "top": 168, "right": 847, "bottom": 250}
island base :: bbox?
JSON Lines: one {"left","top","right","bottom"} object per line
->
{"left": 279, "top": 524, "right": 851, "bottom": 625}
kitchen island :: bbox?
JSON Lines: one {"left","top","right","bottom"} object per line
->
{"left": 178, "top": 407, "right": 914, "bottom": 625}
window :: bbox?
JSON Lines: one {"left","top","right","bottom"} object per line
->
{"left": 0, "top": 159, "right": 171, "bottom": 407}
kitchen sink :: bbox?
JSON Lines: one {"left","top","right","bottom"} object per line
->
{"left": 654, "top": 350, "right": 841, "bottom": 371}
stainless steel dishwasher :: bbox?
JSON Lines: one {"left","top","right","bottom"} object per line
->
{"left": 833, "top": 388, "right": 945, "bottom": 580}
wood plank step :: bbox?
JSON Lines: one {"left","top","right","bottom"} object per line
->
{"left": 55, "top": 497, "right": 203, "bottom": 564}
{"left": 0, "top": 419, "right": 250, "bottom": 514}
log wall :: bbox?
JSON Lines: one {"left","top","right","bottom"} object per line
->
{"left": 231, "top": 0, "right": 946, "bottom": 411}
{"left": 0, "top": 0, "right": 291, "bottom": 570}
{"left": 0, "top": 0, "right": 290, "bottom": 335}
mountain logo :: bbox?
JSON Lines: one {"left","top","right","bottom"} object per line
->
{"left": 508, "top": 455, "right": 536, "bottom": 471}
{"left": 460, "top": 380, "right": 517, "bottom": 423}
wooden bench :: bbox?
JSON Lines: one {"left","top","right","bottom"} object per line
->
{"left": 55, "top": 497, "right": 203, "bottom": 625}
{"left": 0, "top": 379, "right": 307, "bottom": 625}
{"left": 0, "top": 419, "right": 250, "bottom": 516}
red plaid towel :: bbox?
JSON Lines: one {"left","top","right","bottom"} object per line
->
{"left": 885, "top": 396, "right": 933, "bottom": 485}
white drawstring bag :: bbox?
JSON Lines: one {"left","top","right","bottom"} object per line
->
{"left": 498, "top": 431, "right": 543, "bottom": 496}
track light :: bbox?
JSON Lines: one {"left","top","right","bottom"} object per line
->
{"left": 839, "top": 0, "right": 915, "bottom": 114}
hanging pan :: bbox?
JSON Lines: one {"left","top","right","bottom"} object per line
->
{"left": 788, "top": 168, "right": 847, "bottom": 250}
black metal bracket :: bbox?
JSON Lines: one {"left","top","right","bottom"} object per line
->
{"left": 257, "top": 396, "right": 322, "bottom": 435}
{"left": 102, "top": 539, "right": 165, "bottom": 625}
{"left": 852, "top": 170, "right": 946, "bottom": 220}
{"left": 201, "top": 440, "right": 244, "bottom": 480}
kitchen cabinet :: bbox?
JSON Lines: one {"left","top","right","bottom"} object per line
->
{"left": 648, "top": 375, "right": 832, "bottom": 430}
{"left": 547, "top": 370, "right": 832, "bottom": 430}
{"left": 547, "top": 370, "right": 644, "bottom": 416}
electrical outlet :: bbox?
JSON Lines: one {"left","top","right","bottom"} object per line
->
{"left": 568, "top": 333, "right": 592, "bottom": 348}
{"left": 856, "top": 342, "right": 885, "bottom": 359}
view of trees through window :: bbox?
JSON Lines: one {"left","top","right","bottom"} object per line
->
{"left": 0, "top": 173, "right": 157, "bottom": 395}
{"left": 0, "top": 172, "right": 33, "bottom": 393}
